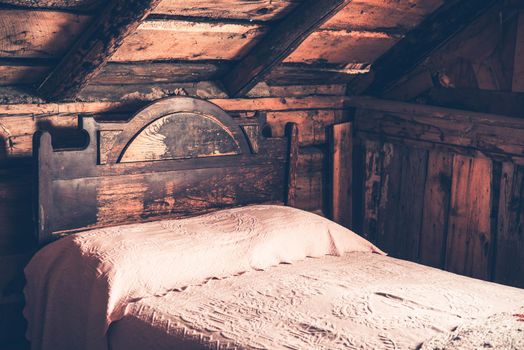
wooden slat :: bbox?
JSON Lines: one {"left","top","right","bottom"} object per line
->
{"left": 153, "top": 0, "right": 300, "bottom": 22}
{"left": 0, "top": 65, "right": 50, "bottom": 85}
{"left": 0, "top": 10, "right": 89, "bottom": 58}
{"left": 494, "top": 162, "right": 524, "bottom": 288}
{"left": 446, "top": 155, "right": 493, "bottom": 280}
{"left": 361, "top": 139, "right": 381, "bottom": 242}
{"left": 285, "top": 30, "right": 398, "bottom": 65}
{"left": 285, "top": 122, "right": 299, "bottom": 206}
{"left": 267, "top": 63, "right": 369, "bottom": 85}
{"left": 296, "top": 146, "right": 325, "bottom": 212}
{"left": 111, "top": 20, "right": 266, "bottom": 62}
{"left": 351, "top": 0, "right": 499, "bottom": 95}
{"left": 512, "top": 11, "right": 524, "bottom": 92}
{"left": 36, "top": 0, "right": 163, "bottom": 101}
{"left": 376, "top": 143, "right": 402, "bottom": 254}
{"left": 0, "top": 0, "right": 100, "bottom": 10}
{"left": 353, "top": 107, "right": 524, "bottom": 160}
{"left": 94, "top": 61, "right": 230, "bottom": 85}
{"left": 222, "top": 0, "right": 351, "bottom": 97}
{"left": 419, "top": 151, "right": 452, "bottom": 268}
{"left": 395, "top": 147, "right": 428, "bottom": 260}
{"left": 322, "top": 0, "right": 443, "bottom": 31}
{"left": 328, "top": 122, "right": 352, "bottom": 228}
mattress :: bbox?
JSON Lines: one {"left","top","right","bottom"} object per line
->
{"left": 108, "top": 252, "right": 524, "bottom": 350}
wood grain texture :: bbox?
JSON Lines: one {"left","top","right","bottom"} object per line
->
{"left": 111, "top": 20, "right": 266, "bottom": 62}
{"left": 285, "top": 122, "right": 299, "bottom": 206}
{"left": 222, "top": 0, "right": 351, "bottom": 97}
{"left": 494, "top": 162, "right": 524, "bottom": 288}
{"left": 153, "top": 0, "right": 300, "bottom": 22}
{"left": 285, "top": 30, "right": 398, "bottom": 65}
{"left": 0, "top": 9, "right": 89, "bottom": 58}
{"left": 295, "top": 146, "right": 325, "bottom": 212}
{"left": 446, "top": 155, "right": 493, "bottom": 280}
{"left": 328, "top": 122, "right": 352, "bottom": 228}
{"left": 0, "top": 0, "right": 100, "bottom": 10}
{"left": 418, "top": 151, "right": 452, "bottom": 268}
{"left": 37, "top": 0, "right": 163, "bottom": 101}
{"left": 361, "top": 139, "right": 381, "bottom": 241}
{"left": 322, "top": 0, "right": 443, "bottom": 31}
{"left": 353, "top": 104, "right": 524, "bottom": 161}
{"left": 120, "top": 113, "right": 242, "bottom": 163}
{"left": 351, "top": 0, "right": 499, "bottom": 95}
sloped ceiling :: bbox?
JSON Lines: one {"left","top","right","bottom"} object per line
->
{"left": 0, "top": 0, "right": 451, "bottom": 98}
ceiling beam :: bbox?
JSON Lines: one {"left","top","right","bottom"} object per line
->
{"left": 221, "top": 0, "right": 351, "bottom": 98}
{"left": 36, "top": 0, "right": 162, "bottom": 101}
{"left": 348, "top": 0, "right": 499, "bottom": 96}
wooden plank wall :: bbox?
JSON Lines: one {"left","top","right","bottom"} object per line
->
{"left": 0, "top": 84, "right": 348, "bottom": 347}
{"left": 352, "top": 105, "right": 524, "bottom": 287}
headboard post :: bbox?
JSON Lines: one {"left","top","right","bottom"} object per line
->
{"left": 34, "top": 132, "right": 54, "bottom": 244}
{"left": 285, "top": 122, "right": 299, "bottom": 206}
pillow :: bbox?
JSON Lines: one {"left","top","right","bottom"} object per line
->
{"left": 24, "top": 205, "right": 383, "bottom": 350}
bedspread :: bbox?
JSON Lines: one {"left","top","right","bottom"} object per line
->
{"left": 109, "top": 253, "right": 524, "bottom": 350}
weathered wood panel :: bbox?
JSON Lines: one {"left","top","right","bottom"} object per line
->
{"left": 353, "top": 108, "right": 524, "bottom": 160}
{"left": 494, "top": 163, "right": 524, "bottom": 288}
{"left": 360, "top": 140, "right": 381, "bottom": 241}
{"left": 286, "top": 30, "right": 398, "bottom": 65}
{"left": 111, "top": 20, "right": 266, "bottom": 62}
{"left": 351, "top": 0, "right": 499, "bottom": 95}
{"left": 323, "top": 0, "right": 443, "bottom": 31}
{"left": 0, "top": 10, "right": 89, "bottom": 58}
{"left": 37, "top": 0, "right": 164, "bottom": 101}
{"left": 0, "top": 65, "right": 49, "bottom": 85}
{"left": 0, "top": 0, "right": 100, "bottom": 10}
{"left": 446, "top": 156, "right": 493, "bottom": 280}
{"left": 153, "top": 0, "right": 299, "bottom": 22}
{"left": 328, "top": 122, "right": 352, "bottom": 228}
{"left": 418, "top": 151, "right": 453, "bottom": 268}
{"left": 375, "top": 143, "right": 402, "bottom": 255}
{"left": 296, "top": 146, "right": 325, "bottom": 212}
{"left": 395, "top": 147, "right": 428, "bottom": 260}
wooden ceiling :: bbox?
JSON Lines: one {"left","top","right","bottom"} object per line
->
{"left": 0, "top": 0, "right": 497, "bottom": 101}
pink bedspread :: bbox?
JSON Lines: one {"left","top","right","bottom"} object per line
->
{"left": 109, "top": 253, "right": 524, "bottom": 350}
{"left": 23, "top": 205, "right": 381, "bottom": 350}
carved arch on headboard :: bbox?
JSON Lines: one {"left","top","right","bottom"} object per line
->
{"left": 105, "top": 97, "right": 251, "bottom": 164}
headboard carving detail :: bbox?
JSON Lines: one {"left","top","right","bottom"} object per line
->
{"left": 34, "top": 97, "right": 298, "bottom": 244}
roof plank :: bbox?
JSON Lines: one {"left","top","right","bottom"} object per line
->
{"left": 349, "top": 0, "right": 499, "bottom": 96}
{"left": 221, "top": 0, "right": 351, "bottom": 97}
{"left": 36, "top": 0, "right": 162, "bottom": 101}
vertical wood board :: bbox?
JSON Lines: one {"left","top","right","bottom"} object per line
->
{"left": 329, "top": 122, "right": 352, "bottom": 228}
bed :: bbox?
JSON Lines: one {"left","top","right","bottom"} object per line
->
{"left": 24, "top": 97, "right": 524, "bottom": 350}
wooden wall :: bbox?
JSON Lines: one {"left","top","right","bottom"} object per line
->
{"left": 349, "top": 99, "right": 524, "bottom": 288}
{"left": 0, "top": 83, "right": 348, "bottom": 348}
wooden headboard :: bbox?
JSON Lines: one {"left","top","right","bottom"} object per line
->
{"left": 34, "top": 96, "right": 298, "bottom": 245}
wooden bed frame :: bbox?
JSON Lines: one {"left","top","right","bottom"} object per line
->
{"left": 34, "top": 96, "right": 299, "bottom": 245}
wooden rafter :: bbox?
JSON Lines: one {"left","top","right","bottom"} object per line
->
{"left": 221, "top": 0, "right": 351, "bottom": 98}
{"left": 36, "top": 0, "right": 162, "bottom": 101}
{"left": 348, "top": 0, "right": 499, "bottom": 96}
